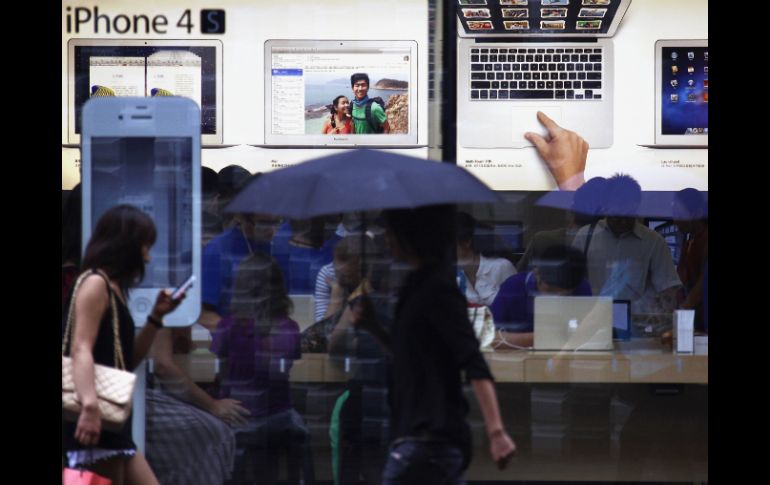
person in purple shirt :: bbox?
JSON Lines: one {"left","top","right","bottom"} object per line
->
{"left": 210, "top": 252, "right": 310, "bottom": 484}
{"left": 490, "top": 244, "right": 591, "bottom": 349}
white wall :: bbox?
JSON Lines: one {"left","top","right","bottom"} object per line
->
{"left": 61, "top": 0, "right": 430, "bottom": 188}
{"left": 457, "top": 0, "right": 708, "bottom": 191}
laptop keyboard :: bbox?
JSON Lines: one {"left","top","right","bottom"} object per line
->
{"left": 469, "top": 47, "right": 604, "bottom": 101}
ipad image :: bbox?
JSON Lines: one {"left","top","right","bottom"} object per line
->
{"left": 653, "top": 39, "right": 708, "bottom": 147}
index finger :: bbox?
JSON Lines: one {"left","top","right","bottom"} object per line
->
{"left": 537, "top": 111, "right": 563, "bottom": 138}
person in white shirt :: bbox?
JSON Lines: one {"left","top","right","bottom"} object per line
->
{"left": 456, "top": 212, "right": 516, "bottom": 306}
{"left": 571, "top": 174, "right": 682, "bottom": 333}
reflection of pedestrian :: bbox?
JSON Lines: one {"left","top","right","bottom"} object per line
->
{"left": 350, "top": 73, "right": 390, "bottom": 134}
{"left": 352, "top": 205, "right": 516, "bottom": 483}
{"left": 322, "top": 95, "right": 353, "bottom": 135}
{"left": 63, "top": 205, "right": 185, "bottom": 484}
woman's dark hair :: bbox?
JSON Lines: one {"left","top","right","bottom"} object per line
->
{"left": 230, "top": 253, "right": 293, "bottom": 333}
{"left": 534, "top": 244, "right": 587, "bottom": 292}
{"left": 201, "top": 166, "right": 219, "bottom": 198}
{"left": 217, "top": 165, "right": 251, "bottom": 199}
{"left": 329, "top": 95, "right": 348, "bottom": 128}
{"left": 333, "top": 95, "right": 347, "bottom": 110}
{"left": 62, "top": 184, "right": 82, "bottom": 266}
{"left": 383, "top": 204, "right": 456, "bottom": 265}
{"left": 81, "top": 205, "right": 157, "bottom": 292}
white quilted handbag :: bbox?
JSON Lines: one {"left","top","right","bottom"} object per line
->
{"left": 62, "top": 271, "right": 136, "bottom": 431}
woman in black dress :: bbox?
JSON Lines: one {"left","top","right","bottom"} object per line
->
{"left": 63, "top": 205, "right": 185, "bottom": 484}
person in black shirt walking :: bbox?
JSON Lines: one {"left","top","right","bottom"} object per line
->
{"left": 351, "top": 205, "right": 516, "bottom": 484}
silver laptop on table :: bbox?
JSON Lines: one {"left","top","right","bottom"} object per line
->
{"left": 533, "top": 296, "right": 613, "bottom": 351}
{"left": 457, "top": 0, "right": 632, "bottom": 149}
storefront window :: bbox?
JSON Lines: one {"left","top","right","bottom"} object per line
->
{"left": 62, "top": 1, "right": 707, "bottom": 483}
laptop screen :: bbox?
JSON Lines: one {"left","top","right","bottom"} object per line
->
{"left": 264, "top": 40, "right": 418, "bottom": 147}
{"left": 68, "top": 39, "right": 223, "bottom": 145}
{"left": 660, "top": 46, "right": 708, "bottom": 135}
{"left": 612, "top": 300, "right": 630, "bottom": 340}
{"left": 457, "top": 0, "right": 626, "bottom": 35}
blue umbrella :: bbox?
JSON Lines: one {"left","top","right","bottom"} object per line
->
{"left": 225, "top": 149, "right": 503, "bottom": 218}
{"left": 536, "top": 178, "right": 708, "bottom": 220}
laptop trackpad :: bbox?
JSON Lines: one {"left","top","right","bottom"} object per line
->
{"left": 511, "top": 106, "right": 563, "bottom": 148}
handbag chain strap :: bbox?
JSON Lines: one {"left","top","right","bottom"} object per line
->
{"left": 62, "top": 269, "right": 127, "bottom": 371}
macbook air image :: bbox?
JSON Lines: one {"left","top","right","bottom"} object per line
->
{"left": 457, "top": 0, "right": 632, "bottom": 149}
{"left": 263, "top": 39, "right": 419, "bottom": 148}
{"left": 533, "top": 296, "right": 614, "bottom": 351}
{"left": 640, "top": 39, "right": 708, "bottom": 149}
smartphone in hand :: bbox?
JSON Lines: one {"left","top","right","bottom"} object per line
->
{"left": 171, "top": 275, "right": 196, "bottom": 300}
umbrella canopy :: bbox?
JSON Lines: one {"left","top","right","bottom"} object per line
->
{"left": 536, "top": 178, "right": 708, "bottom": 220}
{"left": 225, "top": 149, "right": 502, "bottom": 218}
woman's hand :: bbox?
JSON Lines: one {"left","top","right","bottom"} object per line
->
{"left": 210, "top": 398, "right": 250, "bottom": 426}
{"left": 74, "top": 403, "right": 102, "bottom": 446}
{"left": 151, "top": 289, "right": 184, "bottom": 319}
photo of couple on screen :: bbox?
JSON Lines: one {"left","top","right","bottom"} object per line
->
{"left": 308, "top": 72, "right": 409, "bottom": 135}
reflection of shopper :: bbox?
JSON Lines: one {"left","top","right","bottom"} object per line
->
{"left": 211, "top": 253, "right": 309, "bottom": 484}
{"left": 352, "top": 205, "right": 516, "bottom": 483}
{"left": 491, "top": 244, "right": 591, "bottom": 348}
{"left": 456, "top": 211, "right": 516, "bottom": 306}
{"left": 350, "top": 73, "right": 390, "bottom": 134}
{"left": 322, "top": 95, "right": 353, "bottom": 135}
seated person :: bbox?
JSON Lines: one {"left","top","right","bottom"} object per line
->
{"left": 211, "top": 253, "right": 309, "bottom": 484}
{"left": 199, "top": 211, "right": 279, "bottom": 332}
{"left": 516, "top": 176, "right": 607, "bottom": 272}
{"left": 303, "top": 242, "right": 392, "bottom": 484}
{"left": 490, "top": 244, "right": 591, "bottom": 348}
{"left": 313, "top": 235, "right": 374, "bottom": 324}
{"left": 456, "top": 211, "right": 516, "bottom": 306}
{"left": 145, "top": 327, "right": 244, "bottom": 485}
{"left": 305, "top": 236, "right": 379, "bottom": 352}
{"left": 273, "top": 217, "right": 338, "bottom": 295}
